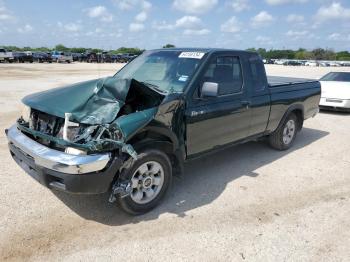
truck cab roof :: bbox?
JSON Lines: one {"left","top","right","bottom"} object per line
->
{"left": 151, "top": 48, "right": 258, "bottom": 55}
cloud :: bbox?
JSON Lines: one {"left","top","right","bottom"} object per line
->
{"left": 173, "top": 0, "right": 218, "bottom": 14}
{"left": 129, "top": 23, "right": 145, "bottom": 32}
{"left": 328, "top": 33, "right": 350, "bottom": 41}
{"left": 286, "top": 14, "right": 304, "bottom": 23}
{"left": 315, "top": 2, "right": 350, "bottom": 22}
{"left": 265, "top": 0, "right": 307, "bottom": 5}
{"left": 85, "top": 6, "right": 113, "bottom": 22}
{"left": 64, "top": 23, "right": 81, "bottom": 32}
{"left": 251, "top": 11, "right": 274, "bottom": 27}
{"left": 115, "top": 0, "right": 151, "bottom": 11}
{"left": 328, "top": 33, "right": 341, "bottom": 41}
{"left": 125, "top": 0, "right": 151, "bottom": 33}
{"left": 255, "top": 35, "right": 273, "bottom": 45}
{"left": 152, "top": 21, "right": 175, "bottom": 30}
{"left": 220, "top": 16, "right": 241, "bottom": 33}
{"left": 229, "top": 0, "right": 250, "bottom": 12}
{"left": 17, "top": 24, "right": 33, "bottom": 33}
{"left": 0, "top": 1, "right": 14, "bottom": 21}
{"left": 183, "top": 28, "right": 210, "bottom": 35}
{"left": 58, "top": 22, "right": 82, "bottom": 32}
{"left": 152, "top": 15, "right": 209, "bottom": 35}
{"left": 175, "top": 16, "right": 202, "bottom": 29}
{"left": 115, "top": 0, "right": 138, "bottom": 10}
{"left": 135, "top": 11, "right": 147, "bottom": 22}
{"left": 285, "top": 30, "right": 308, "bottom": 39}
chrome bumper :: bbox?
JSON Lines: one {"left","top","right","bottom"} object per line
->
{"left": 6, "top": 125, "right": 111, "bottom": 174}
{"left": 319, "top": 97, "right": 350, "bottom": 109}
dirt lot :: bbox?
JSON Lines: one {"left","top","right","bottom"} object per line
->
{"left": 0, "top": 63, "right": 349, "bottom": 261}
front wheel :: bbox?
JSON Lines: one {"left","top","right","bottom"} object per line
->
{"left": 117, "top": 149, "right": 172, "bottom": 215}
{"left": 269, "top": 113, "right": 298, "bottom": 150}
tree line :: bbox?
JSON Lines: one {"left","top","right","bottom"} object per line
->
{"left": 247, "top": 48, "right": 350, "bottom": 61}
{"left": 2, "top": 44, "right": 350, "bottom": 61}
{"left": 1, "top": 44, "right": 145, "bottom": 55}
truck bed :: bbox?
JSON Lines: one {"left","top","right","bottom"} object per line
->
{"left": 268, "top": 76, "right": 316, "bottom": 87}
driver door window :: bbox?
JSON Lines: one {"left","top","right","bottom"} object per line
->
{"left": 203, "top": 56, "right": 243, "bottom": 96}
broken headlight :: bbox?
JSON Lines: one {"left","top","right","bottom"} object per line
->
{"left": 21, "top": 104, "right": 31, "bottom": 123}
{"left": 58, "top": 125, "right": 97, "bottom": 142}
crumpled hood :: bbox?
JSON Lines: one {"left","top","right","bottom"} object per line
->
{"left": 22, "top": 77, "right": 132, "bottom": 125}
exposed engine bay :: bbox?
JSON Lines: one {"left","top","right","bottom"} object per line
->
{"left": 17, "top": 78, "right": 165, "bottom": 159}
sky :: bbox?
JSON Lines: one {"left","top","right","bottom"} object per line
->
{"left": 0, "top": 0, "right": 350, "bottom": 51}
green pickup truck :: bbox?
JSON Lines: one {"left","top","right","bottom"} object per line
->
{"left": 6, "top": 48, "right": 321, "bottom": 214}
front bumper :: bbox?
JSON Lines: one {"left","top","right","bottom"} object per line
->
{"left": 6, "top": 125, "right": 122, "bottom": 194}
{"left": 320, "top": 97, "right": 350, "bottom": 110}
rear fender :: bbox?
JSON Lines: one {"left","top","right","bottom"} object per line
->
{"left": 275, "top": 104, "right": 304, "bottom": 132}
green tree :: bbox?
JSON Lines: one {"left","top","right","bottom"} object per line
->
{"left": 70, "top": 47, "right": 87, "bottom": 53}
{"left": 162, "top": 44, "right": 175, "bottom": 48}
{"left": 54, "top": 44, "right": 69, "bottom": 52}
{"left": 116, "top": 47, "right": 144, "bottom": 55}
{"left": 336, "top": 51, "right": 350, "bottom": 61}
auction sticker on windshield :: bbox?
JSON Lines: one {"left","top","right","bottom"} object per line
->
{"left": 179, "top": 52, "right": 205, "bottom": 59}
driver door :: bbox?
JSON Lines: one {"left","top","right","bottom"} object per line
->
{"left": 185, "top": 54, "right": 251, "bottom": 156}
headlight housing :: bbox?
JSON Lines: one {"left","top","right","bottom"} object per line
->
{"left": 21, "top": 104, "right": 31, "bottom": 123}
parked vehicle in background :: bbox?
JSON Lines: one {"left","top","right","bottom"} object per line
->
{"left": 118, "top": 53, "right": 137, "bottom": 63}
{"left": 110, "top": 54, "right": 121, "bottom": 63}
{"left": 13, "top": 52, "right": 33, "bottom": 63}
{"left": 341, "top": 61, "right": 350, "bottom": 67}
{"left": 71, "top": 53, "right": 83, "bottom": 62}
{"left": 319, "top": 72, "right": 350, "bottom": 111}
{"left": 98, "top": 52, "right": 112, "bottom": 63}
{"left": 318, "top": 62, "right": 330, "bottom": 67}
{"left": 305, "top": 61, "right": 318, "bottom": 67}
{"left": 274, "top": 59, "right": 286, "bottom": 65}
{"left": 283, "top": 60, "right": 302, "bottom": 66}
{"left": 33, "top": 52, "right": 52, "bottom": 63}
{"left": 329, "top": 62, "right": 341, "bottom": 67}
{"left": 263, "top": 59, "right": 274, "bottom": 64}
{"left": 86, "top": 52, "right": 98, "bottom": 63}
{"left": 51, "top": 51, "right": 73, "bottom": 63}
{"left": 6, "top": 48, "right": 321, "bottom": 215}
{"left": 0, "top": 48, "right": 14, "bottom": 63}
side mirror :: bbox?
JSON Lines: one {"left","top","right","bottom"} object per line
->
{"left": 201, "top": 82, "right": 218, "bottom": 98}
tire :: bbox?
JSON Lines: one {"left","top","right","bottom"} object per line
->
{"left": 269, "top": 113, "right": 298, "bottom": 150}
{"left": 118, "top": 149, "right": 172, "bottom": 215}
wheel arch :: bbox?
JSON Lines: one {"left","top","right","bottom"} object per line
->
{"left": 127, "top": 127, "right": 184, "bottom": 177}
{"left": 276, "top": 104, "right": 304, "bottom": 132}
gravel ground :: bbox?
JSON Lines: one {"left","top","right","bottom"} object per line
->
{"left": 0, "top": 63, "right": 349, "bottom": 262}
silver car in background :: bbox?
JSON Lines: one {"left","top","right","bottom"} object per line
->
{"left": 51, "top": 51, "right": 73, "bottom": 63}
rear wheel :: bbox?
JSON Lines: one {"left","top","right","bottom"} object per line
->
{"left": 269, "top": 113, "right": 298, "bottom": 150}
{"left": 117, "top": 149, "right": 172, "bottom": 215}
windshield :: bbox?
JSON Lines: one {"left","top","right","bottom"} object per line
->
{"left": 114, "top": 50, "right": 206, "bottom": 93}
{"left": 320, "top": 72, "right": 350, "bottom": 82}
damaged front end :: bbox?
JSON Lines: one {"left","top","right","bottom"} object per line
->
{"left": 17, "top": 77, "right": 165, "bottom": 160}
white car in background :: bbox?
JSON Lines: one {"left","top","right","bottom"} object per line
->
{"left": 319, "top": 72, "right": 350, "bottom": 111}
{"left": 305, "top": 61, "right": 318, "bottom": 67}
{"left": 274, "top": 59, "right": 285, "bottom": 65}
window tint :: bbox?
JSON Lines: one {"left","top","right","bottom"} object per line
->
{"left": 203, "top": 56, "right": 243, "bottom": 95}
{"left": 249, "top": 55, "right": 266, "bottom": 92}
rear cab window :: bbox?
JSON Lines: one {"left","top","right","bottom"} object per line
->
{"left": 248, "top": 54, "right": 268, "bottom": 93}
